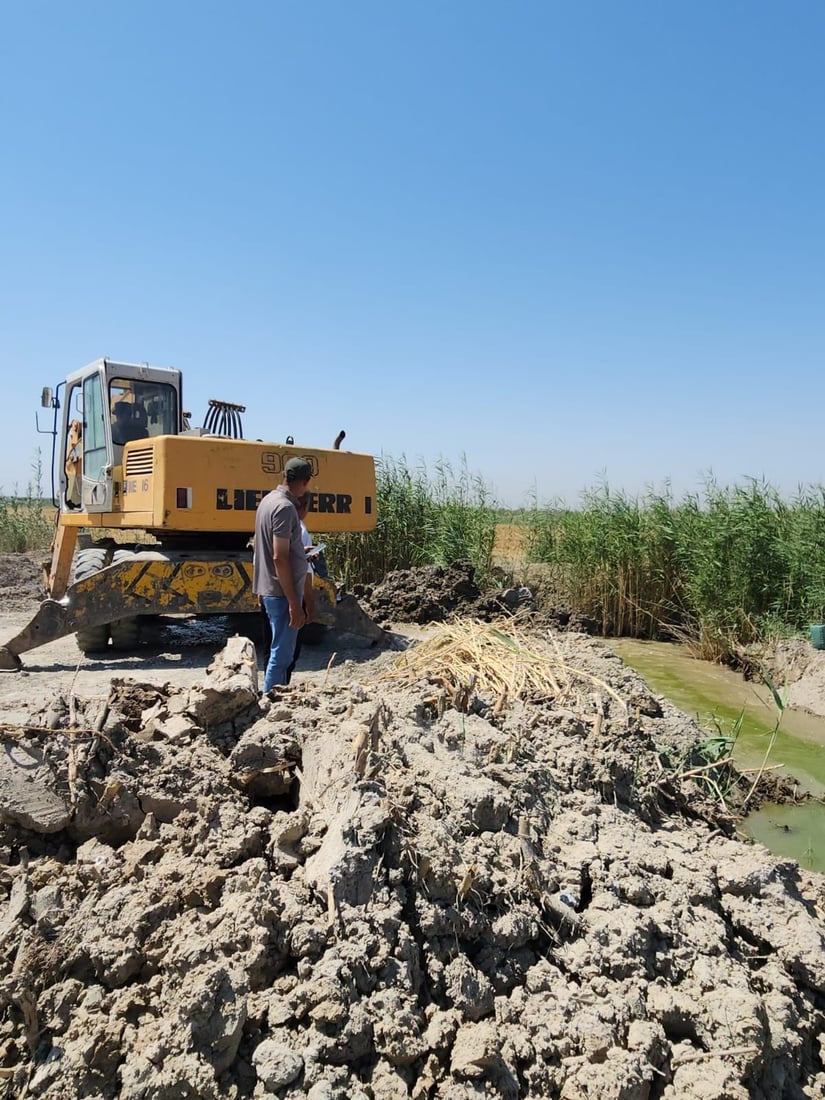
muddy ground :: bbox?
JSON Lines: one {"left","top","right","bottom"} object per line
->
{"left": 0, "top": 553, "right": 824, "bottom": 1098}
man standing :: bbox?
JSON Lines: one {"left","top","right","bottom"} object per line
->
{"left": 253, "top": 456, "right": 314, "bottom": 691}
{"left": 285, "top": 492, "right": 317, "bottom": 684}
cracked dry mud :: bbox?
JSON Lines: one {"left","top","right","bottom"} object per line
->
{"left": 0, "top": 553, "right": 824, "bottom": 1098}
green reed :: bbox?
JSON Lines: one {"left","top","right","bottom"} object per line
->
{"left": 0, "top": 451, "right": 54, "bottom": 552}
{"left": 325, "top": 455, "right": 497, "bottom": 588}
{"left": 527, "top": 477, "right": 825, "bottom": 658}
{"left": 0, "top": 497, "right": 53, "bottom": 552}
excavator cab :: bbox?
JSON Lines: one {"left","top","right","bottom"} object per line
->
{"left": 56, "top": 362, "right": 182, "bottom": 514}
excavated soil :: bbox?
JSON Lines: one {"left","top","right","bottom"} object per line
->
{"left": 740, "top": 636, "right": 825, "bottom": 720}
{"left": 0, "top": 551, "right": 46, "bottom": 613}
{"left": 0, "top": 554, "right": 824, "bottom": 1098}
{"left": 358, "top": 561, "right": 597, "bottom": 636}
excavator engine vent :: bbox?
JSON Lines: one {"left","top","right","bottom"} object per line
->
{"left": 204, "top": 399, "right": 246, "bottom": 439}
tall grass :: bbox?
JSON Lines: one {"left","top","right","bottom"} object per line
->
{"left": 0, "top": 451, "right": 54, "bottom": 552}
{"left": 0, "top": 498, "right": 53, "bottom": 552}
{"left": 325, "top": 455, "right": 498, "bottom": 587}
{"left": 527, "top": 478, "right": 825, "bottom": 658}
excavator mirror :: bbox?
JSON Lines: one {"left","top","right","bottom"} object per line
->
{"left": 41, "top": 387, "right": 53, "bottom": 409}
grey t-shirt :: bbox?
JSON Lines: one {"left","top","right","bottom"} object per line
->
{"left": 252, "top": 485, "right": 308, "bottom": 599}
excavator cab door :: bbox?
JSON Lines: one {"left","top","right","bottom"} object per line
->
{"left": 80, "top": 369, "right": 114, "bottom": 512}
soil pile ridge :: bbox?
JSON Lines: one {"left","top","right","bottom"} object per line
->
{"left": 741, "top": 636, "right": 825, "bottom": 720}
{"left": 0, "top": 551, "right": 46, "bottom": 614}
{"left": 358, "top": 560, "right": 596, "bottom": 635}
{"left": 0, "top": 626, "right": 824, "bottom": 1099}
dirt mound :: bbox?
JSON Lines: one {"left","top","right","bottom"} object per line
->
{"left": 357, "top": 560, "right": 482, "bottom": 624}
{"left": 739, "top": 636, "right": 825, "bottom": 719}
{"left": 0, "top": 626, "right": 823, "bottom": 1098}
{"left": 359, "top": 561, "right": 596, "bottom": 635}
{"left": 0, "top": 551, "right": 46, "bottom": 613}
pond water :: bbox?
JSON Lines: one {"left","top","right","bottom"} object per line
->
{"left": 610, "top": 639, "right": 825, "bottom": 874}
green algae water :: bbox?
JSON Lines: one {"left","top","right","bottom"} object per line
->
{"left": 611, "top": 639, "right": 825, "bottom": 874}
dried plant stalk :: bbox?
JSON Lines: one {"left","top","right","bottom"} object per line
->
{"left": 375, "top": 618, "right": 627, "bottom": 715}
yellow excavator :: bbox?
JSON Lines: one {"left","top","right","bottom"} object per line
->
{"left": 0, "top": 358, "right": 386, "bottom": 671}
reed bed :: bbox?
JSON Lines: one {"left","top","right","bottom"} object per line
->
{"left": 526, "top": 478, "right": 825, "bottom": 658}
{"left": 376, "top": 617, "right": 626, "bottom": 715}
{"left": 325, "top": 455, "right": 498, "bottom": 588}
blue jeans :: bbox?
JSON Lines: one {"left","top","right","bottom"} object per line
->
{"left": 261, "top": 596, "right": 299, "bottom": 692}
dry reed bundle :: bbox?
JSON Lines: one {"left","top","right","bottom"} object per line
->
{"left": 376, "top": 617, "right": 626, "bottom": 715}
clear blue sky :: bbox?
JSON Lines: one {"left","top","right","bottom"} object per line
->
{"left": 1, "top": 1, "right": 823, "bottom": 507}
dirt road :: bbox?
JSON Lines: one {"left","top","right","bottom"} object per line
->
{"left": 0, "top": 607, "right": 388, "bottom": 726}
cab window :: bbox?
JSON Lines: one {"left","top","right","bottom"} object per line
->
{"left": 82, "top": 373, "right": 108, "bottom": 480}
{"left": 109, "top": 378, "right": 178, "bottom": 444}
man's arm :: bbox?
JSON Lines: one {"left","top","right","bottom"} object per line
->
{"left": 272, "top": 535, "right": 306, "bottom": 628}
